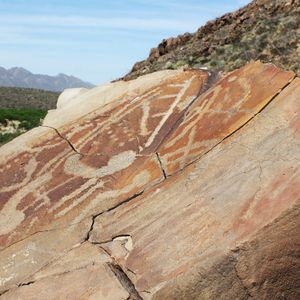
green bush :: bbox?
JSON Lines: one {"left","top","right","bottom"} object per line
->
{"left": 0, "top": 132, "right": 22, "bottom": 144}
{"left": 0, "top": 108, "right": 47, "bottom": 145}
{"left": 0, "top": 108, "right": 47, "bottom": 129}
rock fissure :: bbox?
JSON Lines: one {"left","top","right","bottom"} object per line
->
{"left": 0, "top": 290, "right": 9, "bottom": 297}
{"left": 89, "top": 235, "right": 133, "bottom": 258}
{"left": 156, "top": 152, "right": 167, "bottom": 179}
{"left": 17, "top": 281, "right": 35, "bottom": 287}
{"left": 107, "top": 262, "right": 143, "bottom": 300}
{"left": 84, "top": 216, "right": 95, "bottom": 242}
{"left": 85, "top": 191, "right": 144, "bottom": 243}
{"left": 42, "top": 125, "right": 81, "bottom": 155}
{"left": 98, "top": 243, "right": 143, "bottom": 300}
{"left": 126, "top": 267, "right": 137, "bottom": 276}
{"left": 0, "top": 281, "right": 36, "bottom": 295}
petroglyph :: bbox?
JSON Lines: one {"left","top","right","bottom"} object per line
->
{"left": 1, "top": 64, "right": 299, "bottom": 299}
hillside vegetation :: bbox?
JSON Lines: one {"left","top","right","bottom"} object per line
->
{"left": 123, "top": 0, "right": 300, "bottom": 80}
{"left": 0, "top": 87, "right": 57, "bottom": 145}
{"left": 0, "top": 86, "right": 58, "bottom": 110}
{"left": 0, "top": 108, "right": 47, "bottom": 145}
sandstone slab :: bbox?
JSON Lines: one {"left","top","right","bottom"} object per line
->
{"left": 0, "top": 69, "right": 208, "bottom": 297}
{"left": 2, "top": 243, "right": 131, "bottom": 300}
{"left": 56, "top": 87, "right": 89, "bottom": 109}
{"left": 159, "top": 61, "right": 295, "bottom": 175}
{"left": 0, "top": 63, "right": 299, "bottom": 299}
{"left": 0, "top": 70, "right": 208, "bottom": 251}
{"left": 90, "top": 72, "right": 300, "bottom": 298}
{"left": 43, "top": 69, "right": 200, "bottom": 129}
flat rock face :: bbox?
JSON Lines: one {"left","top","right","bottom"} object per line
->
{"left": 0, "top": 62, "right": 299, "bottom": 299}
{"left": 159, "top": 61, "right": 295, "bottom": 175}
{"left": 43, "top": 69, "right": 191, "bottom": 128}
{"left": 3, "top": 243, "right": 131, "bottom": 300}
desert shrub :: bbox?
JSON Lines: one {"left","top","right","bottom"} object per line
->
{"left": 0, "top": 108, "right": 47, "bottom": 129}
{"left": 255, "top": 20, "right": 268, "bottom": 34}
{"left": 195, "top": 56, "right": 209, "bottom": 64}
{"left": 216, "top": 47, "right": 225, "bottom": 55}
{"left": 255, "top": 33, "right": 268, "bottom": 49}
{"left": 0, "top": 132, "right": 21, "bottom": 144}
{"left": 0, "top": 108, "right": 47, "bottom": 145}
{"left": 278, "top": 16, "right": 298, "bottom": 31}
{"left": 176, "top": 60, "right": 189, "bottom": 68}
{"left": 229, "top": 58, "right": 244, "bottom": 70}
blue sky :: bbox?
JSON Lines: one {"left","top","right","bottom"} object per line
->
{"left": 0, "top": 0, "right": 250, "bottom": 84}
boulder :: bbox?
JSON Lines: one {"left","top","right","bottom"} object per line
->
{"left": 56, "top": 88, "right": 89, "bottom": 109}
{"left": 0, "top": 62, "right": 299, "bottom": 299}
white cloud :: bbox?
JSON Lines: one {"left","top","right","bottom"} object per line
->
{"left": 0, "top": 14, "right": 201, "bottom": 32}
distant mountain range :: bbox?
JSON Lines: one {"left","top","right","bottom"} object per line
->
{"left": 0, "top": 67, "right": 95, "bottom": 92}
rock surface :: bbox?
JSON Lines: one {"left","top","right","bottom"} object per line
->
{"left": 56, "top": 88, "right": 89, "bottom": 109}
{"left": 0, "top": 62, "right": 299, "bottom": 299}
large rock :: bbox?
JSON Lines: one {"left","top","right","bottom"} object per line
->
{"left": 159, "top": 61, "right": 294, "bottom": 175}
{"left": 43, "top": 69, "right": 193, "bottom": 128}
{"left": 0, "top": 62, "right": 299, "bottom": 299}
{"left": 56, "top": 88, "right": 89, "bottom": 109}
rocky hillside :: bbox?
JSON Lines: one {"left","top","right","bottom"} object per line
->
{"left": 0, "top": 62, "right": 299, "bottom": 299}
{"left": 0, "top": 67, "right": 95, "bottom": 92}
{"left": 123, "top": 0, "right": 300, "bottom": 80}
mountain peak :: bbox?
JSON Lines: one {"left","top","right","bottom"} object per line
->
{"left": 0, "top": 66, "right": 95, "bottom": 92}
